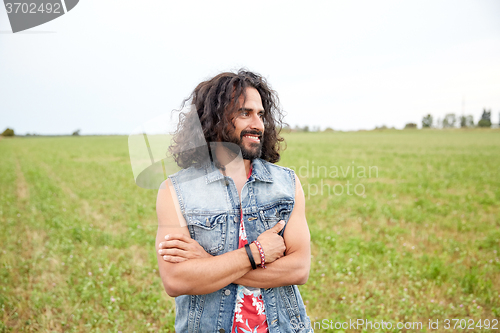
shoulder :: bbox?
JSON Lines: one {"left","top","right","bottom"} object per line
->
{"left": 259, "top": 159, "right": 296, "bottom": 186}
{"left": 260, "top": 159, "right": 295, "bottom": 175}
{"left": 168, "top": 164, "right": 205, "bottom": 183}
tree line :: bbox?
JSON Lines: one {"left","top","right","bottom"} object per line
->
{"left": 2, "top": 109, "right": 497, "bottom": 137}
{"left": 416, "top": 108, "right": 497, "bottom": 129}
{"left": 0, "top": 128, "right": 82, "bottom": 137}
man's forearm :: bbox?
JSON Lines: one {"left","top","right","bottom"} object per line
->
{"left": 160, "top": 245, "right": 257, "bottom": 296}
{"left": 233, "top": 252, "right": 310, "bottom": 288}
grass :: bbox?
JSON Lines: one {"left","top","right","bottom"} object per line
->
{"left": 1, "top": 129, "right": 499, "bottom": 332}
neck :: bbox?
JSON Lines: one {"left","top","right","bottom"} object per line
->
{"left": 213, "top": 143, "right": 252, "bottom": 177}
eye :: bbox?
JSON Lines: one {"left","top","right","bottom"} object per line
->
{"left": 259, "top": 112, "right": 265, "bottom": 119}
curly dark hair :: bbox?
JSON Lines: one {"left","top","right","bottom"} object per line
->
{"left": 169, "top": 69, "right": 287, "bottom": 169}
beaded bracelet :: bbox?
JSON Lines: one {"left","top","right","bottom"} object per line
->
{"left": 252, "top": 240, "right": 266, "bottom": 269}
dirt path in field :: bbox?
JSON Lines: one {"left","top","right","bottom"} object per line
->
{"left": 15, "top": 157, "right": 29, "bottom": 200}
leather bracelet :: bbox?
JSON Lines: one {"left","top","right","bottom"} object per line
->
{"left": 244, "top": 244, "right": 257, "bottom": 270}
{"left": 252, "top": 240, "right": 266, "bottom": 269}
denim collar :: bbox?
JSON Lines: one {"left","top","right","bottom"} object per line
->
{"left": 204, "top": 158, "right": 273, "bottom": 184}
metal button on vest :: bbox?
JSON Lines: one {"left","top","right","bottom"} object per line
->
{"left": 224, "top": 289, "right": 231, "bottom": 296}
{"left": 205, "top": 218, "right": 210, "bottom": 227}
{"left": 219, "top": 329, "right": 225, "bottom": 333}
{"left": 224, "top": 180, "right": 229, "bottom": 186}
{"left": 233, "top": 216, "right": 238, "bottom": 223}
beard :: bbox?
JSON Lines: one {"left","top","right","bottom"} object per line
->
{"left": 229, "top": 129, "right": 263, "bottom": 161}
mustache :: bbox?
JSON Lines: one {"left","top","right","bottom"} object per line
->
{"left": 240, "top": 130, "right": 263, "bottom": 139}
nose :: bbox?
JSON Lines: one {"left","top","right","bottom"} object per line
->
{"left": 249, "top": 112, "right": 264, "bottom": 133}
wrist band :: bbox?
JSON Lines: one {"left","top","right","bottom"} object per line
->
{"left": 244, "top": 244, "right": 257, "bottom": 270}
{"left": 252, "top": 240, "right": 266, "bottom": 269}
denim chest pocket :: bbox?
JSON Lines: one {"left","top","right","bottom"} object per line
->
{"left": 186, "top": 213, "right": 227, "bottom": 255}
{"left": 258, "top": 201, "right": 293, "bottom": 233}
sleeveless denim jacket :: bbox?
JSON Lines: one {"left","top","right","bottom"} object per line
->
{"left": 168, "top": 158, "right": 313, "bottom": 333}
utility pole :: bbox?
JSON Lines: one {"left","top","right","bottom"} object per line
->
{"left": 461, "top": 94, "right": 465, "bottom": 128}
{"left": 462, "top": 95, "right": 465, "bottom": 116}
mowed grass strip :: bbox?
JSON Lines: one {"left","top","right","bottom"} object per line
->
{"left": 0, "top": 129, "right": 499, "bottom": 332}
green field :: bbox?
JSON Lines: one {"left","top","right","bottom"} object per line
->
{"left": 1, "top": 130, "right": 499, "bottom": 332}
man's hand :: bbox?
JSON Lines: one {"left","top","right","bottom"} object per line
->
{"left": 255, "top": 220, "right": 286, "bottom": 264}
{"left": 158, "top": 220, "right": 286, "bottom": 264}
{"left": 158, "top": 234, "right": 212, "bottom": 263}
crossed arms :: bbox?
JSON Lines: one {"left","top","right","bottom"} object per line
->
{"left": 155, "top": 174, "right": 311, "bottom": 297}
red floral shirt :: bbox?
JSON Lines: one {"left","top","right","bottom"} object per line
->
{"left": 232, "top": 166, "right": 269, "bottom": 333}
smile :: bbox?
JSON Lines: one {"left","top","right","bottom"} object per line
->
{"left": 243, "top": 134, "right": 260, "bottom": 143}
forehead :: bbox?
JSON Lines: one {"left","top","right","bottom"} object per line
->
{"left": 237, "top": 87, "right": 263, "bottom": 108}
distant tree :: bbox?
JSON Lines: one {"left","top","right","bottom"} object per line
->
{"left": 72, "top": 129, "right": 81, "bottom": 136}
{"left": 467, "top": 115, "right": 474, "bottom": 127}
{"left": 1, "top": 128, "right": 14, "bottom": 136}
{"left": 442, "top": 113, "right": 456, "bottom": 128}
{"left": 292, "top": 125, "right": 314, "bottom": 132}
{"left": 375, "top": 125, "right": 388, "bottom": 130}
{"left": 477, "top": 109, "right": 492, "bottom": 127}
{"left": 404, "top": 123, "right": 417, "bottom": 129}
{"left": 422, "top": 114, "right": 433, "bottom": 128}
{"left": 459, "top": 115, "right": 466, "bottom": 128}
{"left": 324, "top": 127, "right": 334, "bottom": 132}
{"left": 459, "top": 115, "right": 474, "bottom": 128}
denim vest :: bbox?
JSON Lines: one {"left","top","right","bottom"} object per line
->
{"left": 168, "top": 158, "right": 313, "bottom": 333}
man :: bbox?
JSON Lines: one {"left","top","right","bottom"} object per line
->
{"left": 156, "top": 70, "right": 313, "bottom": 332}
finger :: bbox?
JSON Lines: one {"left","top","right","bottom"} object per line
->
{"left": 162, "top": 255, "right": 187, "bottom": 263}
{"left": 160, "top": 248, "right": 189, "bottom": 257}
{"left": 165, "top": 233, "right": 192, "bottom": 242}
{"left": 270, "top": 220, "right": 286, "bottom": 233}
{"left": 162, "top": 239, "right": 191, "bottom": 251}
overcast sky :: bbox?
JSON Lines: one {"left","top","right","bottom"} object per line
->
{"left": 1, "top": 0, "right": 499, "bottom": 134}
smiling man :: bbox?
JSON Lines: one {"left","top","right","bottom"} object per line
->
{"left": 155, "top": 70, "right": 313, "bottom": 332}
